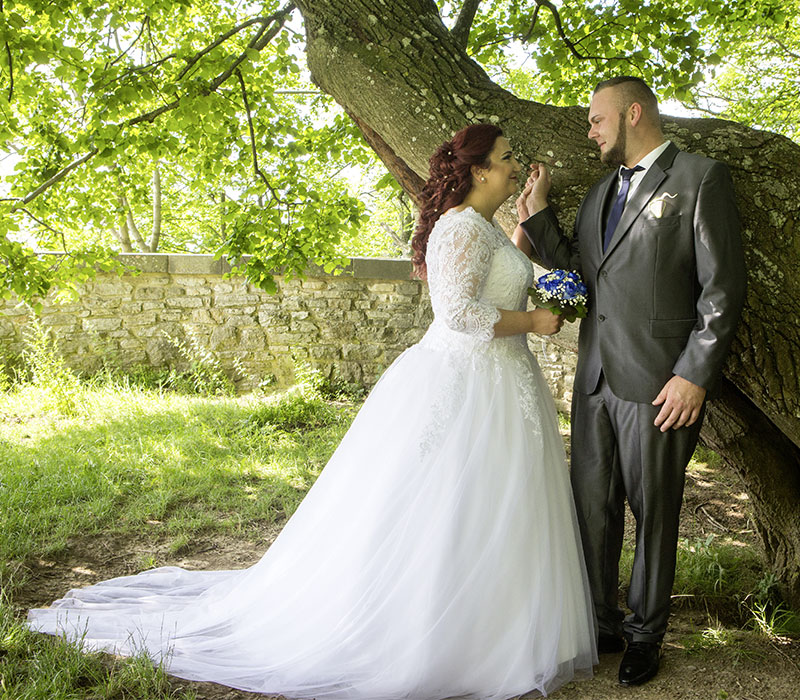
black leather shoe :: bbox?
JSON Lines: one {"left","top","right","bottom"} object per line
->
{"left": 618, "top": 641, "right": 660, "bottom": 686}
{"left": 598, "top": 633, "right": 626, "bottom": 654}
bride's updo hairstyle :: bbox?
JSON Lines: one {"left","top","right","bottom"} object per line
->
{"left": 411, "top": 123, "right": 503, "bottom": 279}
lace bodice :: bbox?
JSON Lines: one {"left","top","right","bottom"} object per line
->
{"left": 419, "top": 207, "right": 543, "bottom": 433}
{"left": 424, "top": 207, "right": 534, "bottom": 345}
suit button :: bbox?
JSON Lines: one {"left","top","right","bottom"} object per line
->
{"left": 599, "top": 314, "right": 606, "bottom": 321}
{"left": 601, "top": 271, "right": 608, "bottom": 278}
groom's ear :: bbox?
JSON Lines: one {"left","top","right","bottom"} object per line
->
{"left": 628, "top": 102, "right": 644, "bottom": 128}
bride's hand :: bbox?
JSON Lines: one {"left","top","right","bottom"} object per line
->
{"left": 525, "top": 163, "right": 551, "bottom": 215}
{"left": 516, "top": 181, "right": 534, "bottom": 222}
{"left": 529, "top": 308, "right": 564, "bottom": 336}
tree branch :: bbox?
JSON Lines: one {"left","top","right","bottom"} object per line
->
{"left": 109, "top": 16, "right": 149, "bottom": 68}
{"left": 451, "top": 0, "right": 481, "bottom": 50}
{"left": 1, "top": 0, "right": 13, "bottom": 101}
{"left": 18, "top": 149, "right": 99, "bottom": 205}
{"left": 177, "top": 15, "right": 275, "bottom": 80}
{"left": 114, "top": 199, "right": 134, "bottom": 253}
{"left": 768, "top": 34, "right": 800, "bottom": 61}
{"left": 519, "top": 5, "right": 541, "bottom": 43}
{"left": 3, "top": 39, "right": 11, "bottom": 102}
{"left": 379, "top": 222, "right": 411, "bottom": 253}
{"left": 15, "top": 208, "right": 72, "bottom": 252}
{"left": 236, "top": 69, "right": 286, "bottom": 204}
{"left": 534, "top": 0, "right": 625, "bottom": 62}
{"left": 118, "top": 187, "right": 147, "bottom": 252}
{"left": 149, "top": 164, "right": 161, "bottom": 252}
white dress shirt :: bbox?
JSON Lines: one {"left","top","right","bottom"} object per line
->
{"left": 616, "top": 140, "right": 671, "bottom": 201}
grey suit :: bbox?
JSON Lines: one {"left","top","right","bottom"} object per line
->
{"left": 521, "top": 142, "right": 746, "bottom": 642}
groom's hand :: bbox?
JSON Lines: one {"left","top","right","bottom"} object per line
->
{"left": 652, "top": 375, "right": 707, "bottom": 432}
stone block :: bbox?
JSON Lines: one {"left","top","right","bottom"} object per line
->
{"left": 145, "top": 337, "right": 175, "bottom": 365}
{"left": 122, "top": 311, "right": 157, "bottom": 328}
{"left": 293, "top": 321, "right": 319, "bottom": 335}
{"left": 257, "top": 308, "right": 290, "bottom": 327}
{"left": 119, "top": 301, "right": 143, "bottom": 315}
{"left": 210, "top": 325, "right": 238, "bottom": 349}
{"left": 179, "top": 277, "right": 211, "bottom": 287}
{"left": 191, "top": 309, "right": 214, "bottom": 324}
{"left": 301, "top": 279, "right": 328, "bottom": 291}
{"left": 366, "top": 282, "right": 396, "bottom": 293}
{"left": 220, "top": 314, "right": 257, "bottom": 327}
{"left": 165, "top": 296, "right": 204, "bottom": 309}
{"left": 308, "top": 344, "right": 340, "bottom": 360}
{"left": 40, "top": 313, "right": 78, "bottom": 328}
{"left": 85, "top": 297, "right": 121, "bottom": 311}
{"left": 387, "top": 313, "right": 415, "bottom": 329}
{"left": 134, "top": 287, "right": 166, "bottom": 300}
{"left": 168, "top": 255, "right": 230, "bottom": 275}
{"left": 352, "top": 258, "right": 413, "bottom": 280}
{"left": 119, "top": 254, "right": 169, "bottom": 273}
{"left": 327, "top": 299, "right": 353, "bottom": 311}
{"left": 82, "top": 318, "right": 122, "bottom": 332}
{"left": 240, "top": 328, "right": 266, "bottom": 349}
{"left": 213, "top": 294, "right": 261, "bottom": 307}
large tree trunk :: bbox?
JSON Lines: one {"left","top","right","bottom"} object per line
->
{"left": 294, "top": 0, "right": 800, "bottom": 607}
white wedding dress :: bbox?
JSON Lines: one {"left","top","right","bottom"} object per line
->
{"left": 28, "top": 208, "right": 597, "bottom": 699}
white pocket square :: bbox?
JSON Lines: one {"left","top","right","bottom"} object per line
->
{"left": 648, "top": 192, "right": 677, "bottom": 218}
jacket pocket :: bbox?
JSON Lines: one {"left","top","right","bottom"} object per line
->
{"left": 649, "top": 318, "right": 697, "bottom": 338}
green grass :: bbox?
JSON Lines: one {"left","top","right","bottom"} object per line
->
{"left": 0, "top": 589, "right": 195, "bottom": 699}
{"left": 0, "top": 382, "right": 356, "bottom": 593}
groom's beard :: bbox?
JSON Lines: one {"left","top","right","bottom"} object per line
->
{"left": 601, "top": 116, "right": 627, "bottom": 166}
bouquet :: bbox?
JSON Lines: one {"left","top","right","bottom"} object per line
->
{"left": 528, "top": 269, "right": 588, "bottom": 323}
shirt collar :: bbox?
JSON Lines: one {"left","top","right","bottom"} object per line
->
{"left": 625, "top": 140, "right": 671, "bottom": 175}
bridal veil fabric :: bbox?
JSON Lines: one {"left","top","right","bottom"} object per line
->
{"left": 28, "top": 208, "right": 597, "bottom": 699}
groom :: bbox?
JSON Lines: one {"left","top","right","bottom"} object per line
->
{"left": 518, "top": 77, "right": 746, "bottom": 685}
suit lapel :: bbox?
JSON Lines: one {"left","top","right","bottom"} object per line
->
{"left": 602, "top": 143, "right": 679, "bottom": 260}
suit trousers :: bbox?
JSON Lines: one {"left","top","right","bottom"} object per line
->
{"left": 570, "top": 373, "right": 704, "bottom": 643}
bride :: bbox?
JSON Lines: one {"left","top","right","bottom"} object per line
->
{"left": 28, "top": 124, "right": 597, "bottom": 699}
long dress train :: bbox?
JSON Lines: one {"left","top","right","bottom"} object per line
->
{"left": 28, "top": 207, "right": 597, "bottom": 699}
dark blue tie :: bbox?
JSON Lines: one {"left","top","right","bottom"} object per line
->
{"left": 603, "top": 165, "right": 644, "bottom": 252}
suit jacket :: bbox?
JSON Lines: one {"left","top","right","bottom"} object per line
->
{"left": 521, "top": 142, "right": 746, "bottom": 403}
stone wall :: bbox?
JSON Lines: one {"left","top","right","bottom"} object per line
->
{"left": 0, "top": 254, "right": 577, "bottom": 410}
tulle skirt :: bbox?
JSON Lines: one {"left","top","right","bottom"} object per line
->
{"left": 28, "top": 332, "right": 597, "bottom": 699}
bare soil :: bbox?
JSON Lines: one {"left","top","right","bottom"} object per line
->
{"left": 14, "top": 446, "right": 800, "bottom": 700}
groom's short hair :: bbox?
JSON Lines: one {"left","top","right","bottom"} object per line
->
{"left": 594, "top": 76, "right": 660, "bottom": 128}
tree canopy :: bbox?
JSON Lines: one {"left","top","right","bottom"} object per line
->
{"left": 1, "top": 0, "right": 798, "bottom": 299}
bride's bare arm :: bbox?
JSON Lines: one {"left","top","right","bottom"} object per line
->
{"left": 494, "top": 308, "right": 563, "bottom": 337}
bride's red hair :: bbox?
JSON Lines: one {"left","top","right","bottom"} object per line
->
{"left": 411, "top": 124, "right": 503, "bottom": 280}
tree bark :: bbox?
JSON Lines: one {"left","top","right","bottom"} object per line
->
{"left": 294, "top": 0, "right": 800, "bottom": 605}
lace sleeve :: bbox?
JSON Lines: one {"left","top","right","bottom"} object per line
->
{"left": 429, "top": 213, "right": 502, "bottom": 341}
